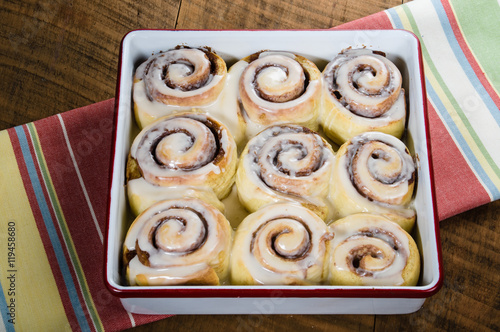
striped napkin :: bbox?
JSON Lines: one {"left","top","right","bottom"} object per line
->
{"left": 337, "top": 0, "right": 500, "bottom": 220}
{"left": 1, "top": 0, "right": 498, "bottom": 330}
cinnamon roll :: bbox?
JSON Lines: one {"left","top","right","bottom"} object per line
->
{"left": 235, "top": 124, "right": 335, "bottom": 220}
{"left": 123, "top": 198, "right": 233, "bottom": 286}
{"left": 320, "top": 49, "right": 406, "bottom": 145}
{"left": 127, "top": 112, "right": 237, "bottom": 215}
{"left": 330, "top": 132, "right": 416, "bottom": 232}
{"left": 133, "top": 47, "right": 227, "bottom": 128}
{"left": 230, "top": 203, "right": 332, "bottom": 285}
{"left": 232, "top": 51, "right": 322, "bottom": 138}
{"left": 325, "top": 213, "right": 420, "bottom": 286}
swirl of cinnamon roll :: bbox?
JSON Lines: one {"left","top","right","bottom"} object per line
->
{"left": 123, "top": 198, "right": 233, "bottom": 286}
{"left": 325, "top": 213, "right": 420, "bottom": 286}
{"left": 235, "top": 124, "right": 335, "bottom": 220}
{"left": 127, "top": 112, "right": 237, "bottom": 215}
{"left": 235, "top": 51, "right": 322, "bottom": 138}
{"left": 133, "top": 47, "right": 227, "bottom": 128}
{"left": 230, "top": 203, "right": 332, "bottom": 285}
{"left": 330, "top": 131, "right": 416, "bottom": 232}
{"left": 320, "top": 49, "right": 406, "bottom": 145}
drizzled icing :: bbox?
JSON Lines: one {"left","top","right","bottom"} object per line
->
{"left": 236, "top": 124, "right": 335, "bottom": 220}
{"left": 129, "top": 112, "right": 237, "bottom": 199}
{"left": 124, "top": 47, "right": 421, "bottom": 287}
{"left": 242, "top": 54, "right": 306, "bottom": 105}
{"left": 327, "top": 214, "right": 411, "bottom": 286}
{"left": 322, "top": 49, "right": 402, "bottom": 118}
{"left": 237, "top": 51, "right": 322, "bottom": 137}
{"left": 135, "top": 48, "right": 225, "bottom": 102}
{"left": 124, "top": 198, "right": 232, "bottom": 286}
{"left": 345, "top": 132, "right": 415, "bottom": 205}
{"left": 329, "top": 131, "right": 416, "bottom": 231}
{"left": 134, "top": 54, "right": 247, "bottom": 145}
{"left": 230, "top": 203, "right": 331, "bottom": 285}
{"left": 320, "top": 49, "right": 406, "bottom": 146}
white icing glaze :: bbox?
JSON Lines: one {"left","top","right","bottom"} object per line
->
{"left": 331, "top": 132, "right": 415, "bottom": 220}
{"left": 321, "top": 83, "right": 406, "bottom": 126}
{"left": 124, "top": 198, "right": 232, "bottom": 286}
{"left": 243, "top": 55, "right": 305, "bottom": 103}
{"left": 242, "top": 74, "right": 319, "bottom": 112}
{"left": 328, "top": 215, "right": 410, "bottom": 286}
{"left": 130, "top": 113, "right": 234, "bottom": 187}
{"left": 322, "top": 48, "right": 404, "bottom": 120}
{"left": 135, "top": 49, "right": 223, "bottom": 99}
{"left": 220, "top": 184, "right": 249, "bottom": 229}
{"left": 206, "top": 60, "right": 248, "bottom": 144}
{"left": 238, "top": 125, "right": 335, "bottom": 219}
{"left": 237, "top": 52, "right": 321, "bottom": 138}
{"left": 135, "top": 59, "right": 246, "bottom": 145}
{"left": 231, "top": 203, "right": 330, "bottom": 285}
{"left": 346, "top": 132, "right": 415, "bottom": 204}
{"left": 130, "top": 117, "right": 221, "bottom": 183}
{"left": 133, "top": 49, "right": 242, "bottom": 136}
{"left": 259, "top": 51, "right": 297, "bottom": 59}
{"left": 127, "top": 256, "right": 211, "bottom": 286}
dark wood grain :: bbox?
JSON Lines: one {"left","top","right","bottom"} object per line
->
{"left": 0, "top": 0, "right": 181, "bottom": 130}
{"left": 1, "top": 0, "right": 499, "bottom": 331}
{"left": 175, "top": 0, "right": 402, "bottom": 30}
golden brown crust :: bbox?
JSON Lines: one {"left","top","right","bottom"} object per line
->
{"left": 126, "top": 153, "right": 141, "bottom": 181}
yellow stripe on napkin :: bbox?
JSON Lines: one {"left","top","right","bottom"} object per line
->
{"left": 0, "top": 130, "right": 71, "bottom": 331}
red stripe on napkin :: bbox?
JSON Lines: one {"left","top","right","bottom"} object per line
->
{"left": 7, "top": 126, "right": 90, "bottom": 328}
{"left": 426, "top": 103, "right": 490, "bottom": 220}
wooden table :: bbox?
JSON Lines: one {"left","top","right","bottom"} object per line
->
{"left": 1, "top": 0, "right": 498, "bottom": 331}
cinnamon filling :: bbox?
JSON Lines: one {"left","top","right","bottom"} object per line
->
{"left": 324, "top": 50, "right": 402, "bottom": 118}
{"left": 250, "top": 217, "right": 312, "bottom": 261}
{"left": 161, "top": 59, "right": 210, "bottom": 91}
{"left": 253, "top": 64, "right": 305, "bottom": 103}
{"left": 347, "top": 243, "right": 394, "bottom": 277}
{"left": 139, "top": 47, "right": 225, "bottom": 105}
{"left": 253, "top": 128, "right": 327, "bottom": 196}
{"left": 135, "top": 114, "right": 226, "bottom": 184}
{"left": 270, "top": 140, "right": 321, "bottom": 177}
{"left": 136, "top": 206, "right": 210, "bottom": 267}
{"left": 347, "top": 137, "right": 414, "bottom": 205}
